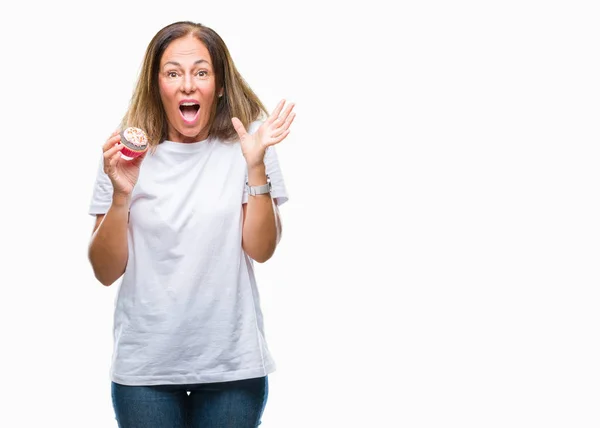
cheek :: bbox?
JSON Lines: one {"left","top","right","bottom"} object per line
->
{"left": 158, "top": 80, "right": 176, "bottom": 104}
{"left": 198, "top": 81, "right": 217, "bottom": 99}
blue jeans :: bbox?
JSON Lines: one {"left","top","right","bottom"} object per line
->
{"left": 111, "top": 376, "right": 268, "bottom": 428}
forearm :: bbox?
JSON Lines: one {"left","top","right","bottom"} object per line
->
{"left": 88, "top": 193, "right": 130, "bottom": 285}
{"left": 242, "top": 166, "right": 278, "bottom": 263}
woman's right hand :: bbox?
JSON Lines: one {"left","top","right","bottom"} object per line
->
{"left": 102, "top": 130, "right": 147, "bottom": 197}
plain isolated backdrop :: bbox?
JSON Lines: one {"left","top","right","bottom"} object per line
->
{"left": 1, "top": 0, "right": 599, "bottom": 427}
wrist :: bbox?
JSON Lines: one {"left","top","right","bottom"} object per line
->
{"left": 247, "top": 165, "right": 267, "bottom": 186}
{"left": 112, "top": 192, "right": 131, "bottom": 208}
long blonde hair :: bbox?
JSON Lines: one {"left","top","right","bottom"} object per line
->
{"left": 120, "top": 21, "right": 268, "bottom": 149}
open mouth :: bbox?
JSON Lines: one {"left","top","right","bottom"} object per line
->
{"left": 179, "top": 102, "right": 200, "bottom": 122}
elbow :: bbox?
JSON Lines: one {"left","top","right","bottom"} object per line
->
{"left": 244, "top": 242, "right": 276, "bottom": 264}
{"left": 88, "top": 251, "right": 119, "bottom": 287}
{"left": 90, "top": 263, "right": 117, "bottom": 287}
{"left": 252, "top": 252, "right": 273, "bottom": 264}
{"left": 242, "top": 227, "right": 279, "bottom": 263}
{"left": 95, "top": 272, "right": 116, "bottom": 287}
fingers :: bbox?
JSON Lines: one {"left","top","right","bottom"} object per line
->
{"left": 270, "top": 101, "right": 295, "bottom": 127}
{"left": 272, "top": 111, "right": 296, "bottom": 136}
{"left": 102, "top": 131, "right": 122, "bottom": 152}
{"left": 267, "top": 99, "right": 286, "bottom": 125}
{"left": 231, "top": 117, "right": 248, "bottom": 140}
{"left": 103, "top": 143, "right": 123, "bottom": 173}
{"left": 269, "top": 103, "right": 296, "bottom": 141}
{"left": 265, "top": 130, "right": 290, "bottom": 147}
{"left": 285, "top": 111, "right": 296, "bottom": 128}
{"left": 279, "top": 102, "right": 295, "bottom": 123}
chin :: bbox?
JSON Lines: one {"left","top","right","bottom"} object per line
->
{"left": 176, "top": 124, "right": 207, "bottom": 141}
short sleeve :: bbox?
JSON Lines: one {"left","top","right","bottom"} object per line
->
{"left": 242, "top": 122, "right": 289, "bottom": 206}
{"left": 88, "top": 154, "right": 114, "bottom": 216}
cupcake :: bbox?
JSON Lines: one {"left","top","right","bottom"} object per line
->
{"left": 119, "top": 127, "right": 148, "bottom": 160}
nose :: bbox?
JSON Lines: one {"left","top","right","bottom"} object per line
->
{"left": 181, "top": 73, "right": 195, "bottom": 94}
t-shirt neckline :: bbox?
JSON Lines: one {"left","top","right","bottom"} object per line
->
{"left": 160, "top": 137, "right": 212, "bottom": 152}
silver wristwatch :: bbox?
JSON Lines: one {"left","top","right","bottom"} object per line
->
{"left": 246, "top": 175, "right": 272, "bottom": 196}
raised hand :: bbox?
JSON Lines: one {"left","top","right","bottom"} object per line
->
{"left": 102, "top": 130, "right": 147, "bottom": 197}
{"left": 232, "top": 99, "right": 296, "bottom": 169}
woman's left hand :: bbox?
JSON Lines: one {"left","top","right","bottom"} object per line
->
{"left": 232, "top": 99, "right": 296, "bottom": 169}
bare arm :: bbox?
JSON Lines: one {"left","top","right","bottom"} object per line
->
{"left": 87, "top": 131, "right": 146, "bottom": 286}
{"left": 242, "top": 166, "right": 283, "bottom": 263}
{"left": 232, "top": 99, "right": 295, "bottom": 263}
{"left": 88, "top": 194, "right": 130, "bottom": 286}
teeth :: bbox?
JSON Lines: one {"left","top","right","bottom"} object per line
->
{"left": 181, "top": 102, "right": 198, "bottom": 106}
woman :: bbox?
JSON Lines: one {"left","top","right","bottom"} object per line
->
{"left": 88, "top": 21, "right": 294, "bottom": 428}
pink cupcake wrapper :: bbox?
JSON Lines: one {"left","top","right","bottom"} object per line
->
{"left": 120, "top": 145, "right": 146, "bottom": 159}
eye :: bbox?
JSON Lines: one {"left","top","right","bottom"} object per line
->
{"left": 167, "top": 71, "right": 179, "bottom": 78}
{"left": 197, "top": 70, "right": 209, "bottom": 78}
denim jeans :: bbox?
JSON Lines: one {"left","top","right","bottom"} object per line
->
{"left": 111, "top": 376, "right": 268, "bottom": 428}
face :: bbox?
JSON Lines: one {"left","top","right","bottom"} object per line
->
{"left": 158, "top": 34, "right": 223, "bottom": 143}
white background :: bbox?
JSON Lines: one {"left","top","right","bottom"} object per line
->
{"left": 0, "top": 0, "right": 598, "bottom": 427}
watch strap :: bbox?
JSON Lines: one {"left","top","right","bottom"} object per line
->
{"left": 246, "top": 175, "right": 271, "bottom": 196}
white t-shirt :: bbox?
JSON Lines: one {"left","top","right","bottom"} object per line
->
{"left": 88, "top": 121, "right": 288, "bottom": 386}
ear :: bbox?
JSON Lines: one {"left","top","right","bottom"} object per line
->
{"left": 218, "top": 88, "right": 224, "bottom": 98}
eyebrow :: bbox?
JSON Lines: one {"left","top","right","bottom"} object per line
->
{"left": 162, "top": 59, "right": 210, "bottom": 69}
